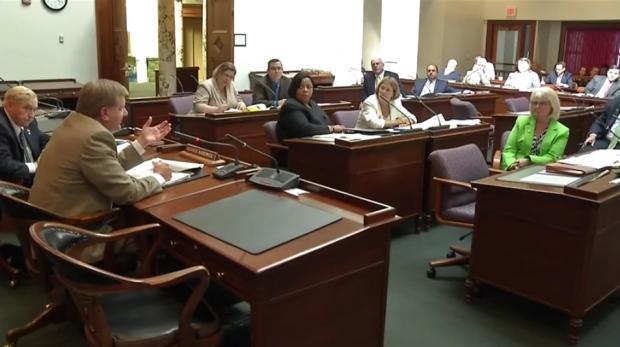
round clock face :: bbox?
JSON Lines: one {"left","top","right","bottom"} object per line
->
{"left": 43, "top": 0, "right": 67, "bottom": 11}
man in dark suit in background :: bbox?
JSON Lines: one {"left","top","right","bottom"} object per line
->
{"left": 252, "top": 58, "right": 291, "bottom": 108}
{"left": 362, "top": 57, "right": 406, "bottom": 99}
{"left": 585, "top": 65, "right": 620, "bottom": 98}
{"left": 0, "top": 86, "right": 50, "bottom": 186}
{"left": 583, "top": 94, "right": 620, "bottom": 149}
{"left": 412, "top": 64, "right": 459, "bottom": 97}
{"left": 545, "top": 61, "right": 574, "bottom": 88}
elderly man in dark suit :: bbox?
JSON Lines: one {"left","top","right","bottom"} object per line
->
{"left": 412, "top": 64, "right": 460, "bottom": 97}
{"left": 585, "top": 65, "right": 620, "bottom": 98}
{"left": 362, "top": 57, "right": 406, "bottom": 99}
{"left": 0, "top": 86, "right": 50, "bottom": 186}
{"left": 545, "top": 61, "right": 574, "bottom": 88}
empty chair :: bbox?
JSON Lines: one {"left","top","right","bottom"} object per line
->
{"left": 427, "top": 144, "right": 490, "bottom": 278}
{"left": 449, "top": 97, "right": 481, "bottom": 119}
{"left": 0, "top": 180, "right": 119, "bottom": 346}
{"left": 29, "top": 221, "right": 223, "bottom": 347}
{"left": 505, "top": 97, "right": 530, "bottom": 113}
{"left": 239, "top": 92, "right": 253, "bottom": 106}
{"left": 168, "top": 94, "right": 195, "bottom": 114}
{"left": 332, "top": 110, "right": 360, "bottom": 128}
{"left": 263, "top": 121, "right": 288, "bottom": 168}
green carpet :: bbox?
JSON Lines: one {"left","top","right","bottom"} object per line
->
{"left": 1, "top": 224, "right": 619, "bottom": 346}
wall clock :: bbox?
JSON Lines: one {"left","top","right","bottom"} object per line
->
{"left": 42, "top": 0, "right": 67, "bottom": 12}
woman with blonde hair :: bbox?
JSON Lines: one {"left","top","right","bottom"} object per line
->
{"left": 501, "top": 87, "right": 569, "bottom": 170}
{"left": 356, "top": 77, "right": 417, "bottom": 129}
{"left": 193, "top": 62, "right": 246, "bottom": 113}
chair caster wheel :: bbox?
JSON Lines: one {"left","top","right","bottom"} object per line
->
{"left": 426, "top": 267, "right": 436, "bottom": 278}
{"left": 446, "top": 251, "right": 456, "bottom": 258}
{"left": 8, "top": 279, "right": 18, "bottom": 288}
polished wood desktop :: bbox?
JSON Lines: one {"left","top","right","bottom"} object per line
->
{"left": 402, "top": 93, "right": 499, "bottom": 121}
{"left": 491, "top": 106, "right": 603, "bottom": 155}
{"left": 139, "top": 179, "right": 399, "bottom": 347}
{"left": 448, "top": 82, "right": 530, "bottom": 114}
{"left": 171, "top": 102, "right": 354, "bottom": 167}
{"left": 469, "top": 170, "right": 620, "bottom": 344}
{"left": 127, "top": 96, "right": 171, "bottom": 128}
{"left": 285, "top": 132, "right": 428, "bottom": 220}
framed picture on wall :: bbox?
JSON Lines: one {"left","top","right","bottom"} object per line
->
{"left": 234, "top": 34, "right": 246, "bottom": 47}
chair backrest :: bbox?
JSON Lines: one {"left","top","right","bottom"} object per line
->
{"left": 505, "top": 97, "right": 530, "bottom": 113}
{"left": 263, "top": 121, "right": 279, "bottom": 144}
{"left": 492, "top": 130, "right": 512, "bottom": 170}
{"left": 168, "top": 95, "right": 195, "bottom": 114}
{"left": 500, "top": 130, "right": 511, "bottom": 150}
{"left": 239, "top": 92, "right": 253, "bottom": 106}
{"left": 449, "top": 97, "right": 479, "bottom": 119}
{"left": 429, "top": 144, "right": 488, "bottom": 209}
{"left": 332, "top": 110, "right": 360, "bottom": 128}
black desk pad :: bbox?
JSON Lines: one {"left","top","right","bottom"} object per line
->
{"left": 173, "top": 190, "right": 342, "bottom": 254}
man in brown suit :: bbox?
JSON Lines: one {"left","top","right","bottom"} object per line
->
{"left": 30, "top": 79, "right": 172, "bottom": 218}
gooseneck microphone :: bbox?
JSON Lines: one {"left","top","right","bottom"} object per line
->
{"left": 378, "top": 95, "right": 415, "bottom": 130}
{"left": 174, "top": 131, "right": 245, "bottom": 179}
{"left": 409, "top": 93, "right": 449, "bottom": 129}
{"left": 225, "top": 133, "right": 299, "bottom": 190}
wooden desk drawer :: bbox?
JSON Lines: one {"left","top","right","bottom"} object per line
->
{"left": 161, "top": 231, "right": 249, "bottom": 299}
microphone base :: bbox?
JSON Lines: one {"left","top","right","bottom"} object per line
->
{"left": 249, "top": 168, "right": 299, "bottom": 190}
{"left": 213, "top": 163, "right": 246, "bottom": 179}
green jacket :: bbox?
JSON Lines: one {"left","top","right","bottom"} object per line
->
{"left": 501, "top": 115, "right": 569, "bottom": 170}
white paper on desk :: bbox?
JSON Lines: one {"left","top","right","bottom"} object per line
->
{"left": 520, "top": 170, "right": 581, "bottom": 186}
{"left": 310, "top": 133, "right": 381, "bottom": 142}
{"left": 559, "top": 149, "right": 620, "bottom": 169}
{"left": 395, "top": 114, "right": 447, "bottom": 131}
{"left": 445, "top": 119, "right": 481, "bottom": 127}
{"left": 126, "top": 158, "right": 203, "bottom": 186}
{"left": 224, "top": 108, "right": 242, "bottom": 113}
{"left": 116, "top": 139, "right": 131, "bottom": 153}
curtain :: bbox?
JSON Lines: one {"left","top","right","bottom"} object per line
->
{"left": 563, "top": 28, "right": 620, "bottom": 73}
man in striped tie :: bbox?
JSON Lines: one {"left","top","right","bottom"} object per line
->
{"left": 0, "top": 86, "right": 50, "bottom": 186}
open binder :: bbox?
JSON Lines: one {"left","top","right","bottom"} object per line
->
{"left": 545, "top": 162, "right": 598, "bottom": 176}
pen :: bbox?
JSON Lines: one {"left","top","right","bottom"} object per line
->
{"left": 592, "top": 169, "right": 610, "bottom": 182}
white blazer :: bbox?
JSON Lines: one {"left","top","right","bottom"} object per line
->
{"left": 355, "top": 94, "right": 417, "bottom": 129}
{"left": 504, "top": 70, "right": 540, "bottom": 91}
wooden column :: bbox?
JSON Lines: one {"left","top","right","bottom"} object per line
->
{"left": 158, "top": 0, "right": 177, "bottom": 96}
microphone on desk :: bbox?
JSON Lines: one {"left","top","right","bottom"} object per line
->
{"left": 225, "top": 133, "right": 299, "bottom": 190}
{"left": 174, "top": 131, "right": 246, "bottom": 179}
{"left": 172, "top": 74, "right": 185, "bottom": 94}
{"left": 112, "top": 127, "right": 141, "bottom": 137}
{"left": 37, "top": 98, "right": 71, "bottom": 119}
{"left": 378, "top": 95, "right": 415, "bottom": 131}
{"left": 0, "top": 77, "right": 19, "bottom": 88}
{"left": 409, "top": 93, "right": 449, "bottom": 130}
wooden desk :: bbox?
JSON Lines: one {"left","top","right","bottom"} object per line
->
{"left": 558, "top": 93, "right": 609, "bottom": 107}
{"left": 171, "top": 102, "right": 354, "bottom": 167}
{"left": 21, "top": 79, "right": 83, "bottom": 109}
{"left": 491, "top": 107, "right": 603, "bottom": 155}
{"left": 127, "top": 96, "right": 171, "bottom": 128}
{"left": 313, "top": 85, "right": 363, "bottom": 105}
{"left": 142, "top": 179, "right": 399, "bottom": 347}
{"left": 448, "top": 82, "right": 529, "bottom": 114}
{"left": 402, "top": 93, "right": 499, "bottom": 121}
{"left": 286, "top": 132, "right": 428, "bottom": 220}
{"left": 469, "top": 170, "right": 620, "bottom": 344}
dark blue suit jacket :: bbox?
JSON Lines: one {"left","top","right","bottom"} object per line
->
{"left": 545, "top": 71, "right": 574, "bottom": 86}
{"left": 0, "top": 107, "right": 50, "bottom": 185}
{"left": 411, "top": 78, "right": 459, "bottom": 96}
{"left": 362, "top": 70, "right": 406, "bottom": 99}
{"left": 589, "top": 95, "right": 620, "bottom": 149}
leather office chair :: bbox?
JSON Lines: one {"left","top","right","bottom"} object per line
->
{"left": 449, "top": 97, "right": 482, "bottom": 119}
{"left": 492, "top": 130, "right": 512, "bottom": 170}
{"left": 426, "top": 144, "right": 489, "bottom": 278}
{"left": 29, "top": 221, "right": 223, "bottom": 347}
{"left": 263, "top": 121, "right": 288, "bottom": 168}
{"left": 239, "top": 92, "right": 253, "bottom": 106}
{"left": 168, "top": 95, "right": 195, "bottom": 115}
{"left": 332, "top": 110, "right": 360, "bottom": 128}
{"left": 0, "top": 180, "right": 120, "bottom": 346}
{"left": 505, "top": 97, "right": 530, "bottom": 113}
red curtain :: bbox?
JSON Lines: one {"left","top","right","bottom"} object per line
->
{"left": 563, "top": 27, "right": 620, "bottom": 73}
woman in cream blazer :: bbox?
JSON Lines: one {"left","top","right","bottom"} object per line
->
{"left": 356, "top": 77, "right": 417, "bottom": 129}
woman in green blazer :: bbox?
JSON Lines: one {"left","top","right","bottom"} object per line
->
{"left": 501, "top": 87, "right": 569, "bottom": 170}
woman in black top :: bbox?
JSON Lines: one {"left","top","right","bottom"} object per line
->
{"left": 276, "top": 72, "right": 345, "bottom": 140}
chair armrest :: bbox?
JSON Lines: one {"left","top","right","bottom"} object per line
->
{"left": 61, "top": 207, "right": 122, "bottom": 229}
{"left": 267, "top": 142, "right": 288, "bottom": 151}
{"left": 492, "top": 150, "right": 502, "bottom": 170}
{"left": 433, "top": 176, "right": 474, "bottom": 190}
{"left": 488, "top": 168, "right": 505, "bottom": 175}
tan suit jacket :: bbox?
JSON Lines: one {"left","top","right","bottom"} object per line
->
{"left": 30, "top": 112, "right": 162, "bottom": 218}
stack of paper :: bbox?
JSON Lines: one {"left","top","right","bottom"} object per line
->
{"left": 126, "top": 158, "right": 204, "bottom": 186}
{"left": 559, "top": 150, "right": 620, "bottom": 169}
{"left": 310, "top": 133, "right": 381, "bottom": 143}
